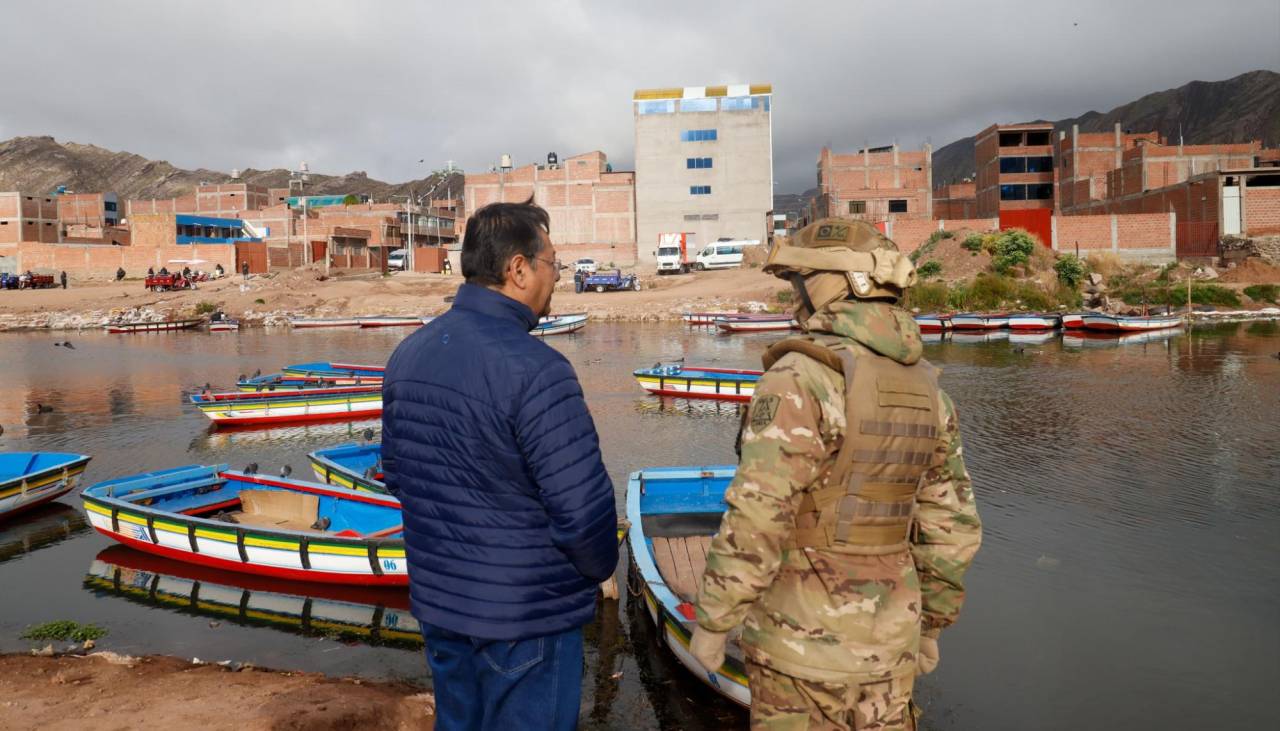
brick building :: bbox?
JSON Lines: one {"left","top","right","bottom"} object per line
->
{"left": 814, "top": 144, "right": 932, "bottom": 222}
{"left": 0, "top": 192, "right": 61, "bottom": 244}
{"left": 931, "top": 182, "right": 978, "bottom": 220}
{"left": 56, "top": 192, "right": 121, "bottom": 229}
{"left": 1056, "top": 124, "right": 1161, "bottom": 212}
{"left": 975, "top": 122, "right": 1056, "bottom": 219}
{"left": 465, "top": 151, "right": 637, "bottom": 265}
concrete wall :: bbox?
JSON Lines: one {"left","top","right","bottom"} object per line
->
{"left": 881, "top": 218, "right": 998, "bottom": 253}
{"left": 1052, "top": 212, "right": 1175, "bottom": 262}
{"left": 634, "top": 93, "right": 772, "bottom": 264}
{"left": 9, "top": 240, "right": 238, "bottom": 278}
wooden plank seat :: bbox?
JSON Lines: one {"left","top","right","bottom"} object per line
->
{"left": 650, "top": 535, "right": 714, "bottom": 602}
{"left": 223, "top": 489, "right": 321, "bottom": 532}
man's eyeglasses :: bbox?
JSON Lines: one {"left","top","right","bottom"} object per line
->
{"left": 531, "top": 255, "right": 562, "bottom": 273}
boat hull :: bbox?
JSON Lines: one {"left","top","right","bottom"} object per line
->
{"left": 81, "top": 468, "right": 407, "bottom": 586}
{"left": 309, "top": 443, "right": 386, "bottom": 494}
{"left": 193, "top": 391, "right": 383, "bottom": 427}
{"left": 950, "top": 314, "right": 1010, "bottom": 330}
{"left": 632, "top": 366, "right": 760, "bottom": 402}
{"left": 104, "top": 319, "right": 203, "bottom": 334}
{"left": 208, "top": 321, "right": 240, "bottom": 332}
{"left": 1082, "top": 315, "right": 1183, "bottom": 332}
{"left": 913, "top": 315, "right": 951, "bottom": 332}
{"left": 532, "top": 315, "right": 588, "bottom": 337}
{"left": 290, "top": 318, "right": 361, "bottom": 328}
{"left": 357, "top": 317, "right": 423, "bottom": 328}
{"left": 1007, "top": 315, "right": 1060, "bottom": 330}
{"left": 682, "top": 312, "right": 737, "bottom": 325}
{"left": 0, "top": 453, "right": 93, "bottom": 522}
{"left": 1061, "top": 313, "right": 1086, "bottom": 329}
{"left": 714, "top": 317, "right": 797, "bottom": 333}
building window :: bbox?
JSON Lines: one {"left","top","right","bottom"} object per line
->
{"left": 690, "top": 186, "right": 712, "bottom": 196}
{"left": 1026, "top": 156, "right": 1054, "bottom": 173}
{"left": 680, "top": 129, "right": 717, "bottom": 142}
{"left": 1026, "top": 131, "right": 1051, "bottom": 146}
{"left": 848, "top": 200, "right": 866, "bottom": 214}
{"left": 999, "top": 157, "right": 1027, "bottom": 174}
{"left": 683, "top": 214, "right": 701, "bottom": 221}
{"left": 680, "top": 98, "right": 717, "bottom": 113}
{"left": 686, "top": 157, "right": 713, "bottom": 169}
{"left": 1028, "top": 183, "right": 1054, "bottom": 200}
{"left": 888, "top": 200, "right": 908, "bottom": 213}
{"left": 701, "top": 213, "right": 719, "bottom": 221}
{"left": 721, "top": 96, "right": 753, "bottom": 111}
{"left": 638, "top": 100, "right": 675, "bottom": 114}
{"left": 1000, "top": 184, "right": 1027, "bottom": 201}
{"left": 104, "top": 201, "right": 118, "bottom": 211}
{"left": 998, "top": 132, "right": 1023, "bottom": 147}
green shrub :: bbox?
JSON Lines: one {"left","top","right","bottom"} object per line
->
{"left": 1154, "top": 262, "right": 1179, "bottom": 283}
{"left": 254, "top": 298, "right": 266, "bottom": 305}
{"left": 1243, "top": 284, "right": 1279, "bottom": 303}
{"left": 1118, "top": 284, "right": 1240, "bottom": 307}
{"left": 1054, "top": 254, "right": 1087, "bottom": 289}
{"left": 961, "top": 234, "right": 984, "bottom": 253}
{"left": 902, "top": 282, "right": 949, "bottom": 311}
{"left": 194, "top": 301, "right": 218, "bottom": 315}
{"left": 990, "top": 229, "right": 1037, "bottom": 275}
{"left": 21, "top": 621, "right": 108, "bottom": 642}
{"left": 774, "top": 288, "right": 793, "bottom": 304}
{"left": 916, "top": 261, "right": 943, "bottom": 279}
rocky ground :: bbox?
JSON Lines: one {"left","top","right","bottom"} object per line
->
{"left": 0, "top": 651, "right": 434, "bottom": 731}
{"left": 0, "top": 265, "right": 791, "bottom": 331}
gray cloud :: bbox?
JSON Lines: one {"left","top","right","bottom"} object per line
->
{"left": 2, "top": 0, "right": 1277, "bottom": 193}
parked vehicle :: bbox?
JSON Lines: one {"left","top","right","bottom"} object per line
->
{"left": 574, "top": 258, "right": 599, "bottom": 274}
{"left": 2, "top": 272, "right": 56, "bottom": 289}
{"left": 692, "top": 239, "right": 762, "bottom": 271}
{"left": 584, "top": 269, "right": 640, "bottom": 292}
{"left": 656, "top": 232, "right": 697, "bottom": 274}
{"left": 387, "top": 249, "right": 408, "bottom": 271}
{"left": 144, "top": 273, "right": 193, "bottom": 291}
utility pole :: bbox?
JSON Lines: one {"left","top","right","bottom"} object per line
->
{"left": 407, "top": 190, "right": 415, "bottom": 273}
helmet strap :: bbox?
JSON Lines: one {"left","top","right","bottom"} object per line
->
{"left": 789, "top": 272, "right": 816, "bottom": 323}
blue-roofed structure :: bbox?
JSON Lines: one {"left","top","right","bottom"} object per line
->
{"left": 174, "top": 214, "right": 262, "bottom": 244}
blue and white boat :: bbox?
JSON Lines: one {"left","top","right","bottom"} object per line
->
{"left": 309, "top": 443, "right": 385, "bottom": 494}
{"left": 0, "top": 452, "right": 92, "bottom": 522}
{"left": 281, "top": 361, "right": 386, "bottom": 380}
{"left": 533, "top": 313, "right": 588, "bottom": 337}
{"left": 626, "top": 466, "right": 749, "bottom": 706}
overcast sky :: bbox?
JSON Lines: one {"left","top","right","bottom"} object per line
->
{"left": 3, "top": 1, "right": 1277, "bottom": 193}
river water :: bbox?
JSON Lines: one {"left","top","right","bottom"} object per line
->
{"left": 0, "top": 319, "right": 1277, "bottom": 729}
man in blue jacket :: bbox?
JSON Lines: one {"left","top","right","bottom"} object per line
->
{"left": 382, "top": 199, "right": 618, "bottom": 731}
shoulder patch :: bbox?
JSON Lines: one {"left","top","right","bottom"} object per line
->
{"left": 749, "top": 394, "right": 780, "bottom": 430}
{"left": 814, "top": 223, "right": 849, "bottom": 242}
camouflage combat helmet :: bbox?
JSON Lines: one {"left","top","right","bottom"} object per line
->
{"left": 764, "top": 218, "right": 916, "bottom": 323}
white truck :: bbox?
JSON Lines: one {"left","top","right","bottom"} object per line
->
{"left": 655, "top": 232, "right": 696, "bottom": 274}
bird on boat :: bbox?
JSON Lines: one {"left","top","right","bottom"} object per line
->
{"left": 280, "top": 465, "right": 292, "bottom": 478}
{"left": 238, "top": 373, "right": 246, "bottom": 382}
{"left": 362, "top": 428, "right": 375, "bottom": 444}
{"left": 310, "top": 516, "right": 331, "bottom": 531}
{"left": 243, "top": 462, "right": 259, "bottom": 475}
{"left": 253, "top": 369, "right": 261, "bottom": 378}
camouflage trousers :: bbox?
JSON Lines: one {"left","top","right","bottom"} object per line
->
{"left": 747, "top": 663, "right": 917, "bottom": 731}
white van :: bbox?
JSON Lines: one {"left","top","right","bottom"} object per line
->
{"left": 387, "top": 249, "right": 408, "bottom": 271}
{"left": 693, "top": 239, "right": 762, "bottom": 271}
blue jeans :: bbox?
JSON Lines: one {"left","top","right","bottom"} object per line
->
{"left": 422, "top": 623, "right": 583, "bottom": 731}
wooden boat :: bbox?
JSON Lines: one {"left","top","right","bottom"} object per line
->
{"left": 80, "top": 465, "right": 407, "bottom": 585}
{"left": 682, "top": 312, "right": 738, "bottom": 325}
{"left": 289, "top": 317, "right": 361, "bottom": 329}
{"left": 191, "top": 386, "right": 382, "bottom": 427}
{"left": 626, "top": 466, "right": 749, "bottom": 706}
{"left": 208, "top": 319, "right": 240, "bottom": 332}
{"left": 533, "top": 313, "right": 588, "bottom": 337}
{"left": 1081, "top": 313, "right": 1184, "bottom": 332}
{"left": 913, "top": 314, "right": 952, "bottom": 332}
{"left": 309, "top": 443, "right": 386, "bottom": 494}
{"left": 1007, "top": 313, "right": 1061, "bottom": 330}
{"left": 1, "top": 452, "right": 93, "bottom": 522}
{"left": 714, "top": 315, "right": 798, "bottom": 333}
{"left": 87, "top": 545, "right": 422, "bottom": 649}
{"left": 239, "top": 373, "right": 382, "bottom": 391}
{"left": 632, "top": 365, "right": 761, "bottom": 402}
{"left": 357, "top": 316, "right": 424, "bottom": 328}
{"left": 104, "top": 318, "right": 203, "bottom": 334}
{"left": 950, "top": 313, "right": 1010, "bottom": 330}
{"left": 1060, "top": 313, "right": 1087, "bottom": 329}
{"left": 281, "top": 361, "right": 386, "bottom": 380}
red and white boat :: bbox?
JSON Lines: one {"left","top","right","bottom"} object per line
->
{"left": 1061, "top": 313, "right": 1086, "bottom": 329}
{"left": 357, "top": 316, "right": 423, "bottom": 328}
{"left": 289, "top": 317, "right": 361, "bottom": 329}
{"left": 208, "top": 319, "right": 240, "bottom": 332}
{"left": 1007, "top": 313, "right": 1060, "bottom": 330}
{"left": 950, "top": 313, "right": 1010, "bottom": 330}
{"left": 715, "top": 315, "right": 798, "bottom": 333}
{"left": 1081, "top": 314, "right": 1183, "bottom": 332}
{"left": 913, "top": 314, "right": 952, "bottom": 332}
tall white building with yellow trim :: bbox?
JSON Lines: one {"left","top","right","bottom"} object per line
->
{"left": 633, "top": 84, "right": 773, "bottom": 265}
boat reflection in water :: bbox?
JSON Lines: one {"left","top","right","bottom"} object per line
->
{"left": 191, "top": 418, "right": 382, "bottom": 453}
{"left": 84, "top": 546, "right": 421, "bottom": 649}
{"left": 950, "top": 330, "right": 1010, "bottom": 344}
{"left": 1062, "top": 329, "right": 1183, "bottom": 349}
{"left": 633, "top": 397, "right": 745, "bottom": 419}
{"left": 0, "top": 502, "right": 88, "bottom": 564}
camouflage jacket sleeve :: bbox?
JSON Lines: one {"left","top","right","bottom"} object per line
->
{"left": 913, "top": 390, "right": 982, "bottom": 632}
{"left": 696, "top": 359, "right": 828, "bottom": 632}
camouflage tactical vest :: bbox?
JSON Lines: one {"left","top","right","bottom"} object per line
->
{"left": 761, "top": 334, "right": 947, "bottom": 555}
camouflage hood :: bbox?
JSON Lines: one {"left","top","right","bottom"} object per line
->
{"left": 801, "top": 300, "right": 923, "bottom": 365}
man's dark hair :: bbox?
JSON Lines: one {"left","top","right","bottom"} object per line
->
{"left": 462, "top": 198, "right": 551, "bottom": 286}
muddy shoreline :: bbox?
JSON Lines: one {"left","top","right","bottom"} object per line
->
{"left": 0, "top": 651, "right": 434, "bottom": 730}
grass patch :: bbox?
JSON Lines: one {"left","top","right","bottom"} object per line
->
{"left": 906, "top": 273, "right": 1080, "bottom": 312}
{"left": 902, "top": 282, "right": 950, "bottom": 311}
{"left": 21, "top": 621, "right": 108, "bottom": 642}
{"left": 254, "top": 298, "right": 266, "bottom": 305}
{"left": 916, "top": 261, "right": 943, "bottom": 279}
{"left": 1117, "top": 284, "right": 1241, "bottom": 307}
{"left": 194, "top": 301, "right": 218, "bottom": 315}
{"left": 773, "top": 288, "right": 794, "bottom": 305}
{"left": 962, "top": 234, "right": 983, "bottom": 253}
{"left": 1243, "top": 284, "right": 1279, "bottom": 304}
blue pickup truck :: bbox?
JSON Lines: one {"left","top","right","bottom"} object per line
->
{"left": 583, "top": 269, "right": 640, "bottom": 292}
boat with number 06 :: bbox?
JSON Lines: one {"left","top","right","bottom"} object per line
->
{"left": 80, "top": 465, "right": 407, "bottom": 586}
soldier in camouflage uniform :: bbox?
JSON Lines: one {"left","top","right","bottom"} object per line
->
{"left": 690, "top": 219, "right": 982, "bottom": 730}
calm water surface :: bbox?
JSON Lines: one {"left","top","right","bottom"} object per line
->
{"left": 1, "top": 320, "right": 1277, "bottom": 729}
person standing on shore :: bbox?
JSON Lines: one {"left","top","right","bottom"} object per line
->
{"left": 690, "top": 219, "right": 982, "bottom": 730}
{"left": 382, "top": 199, "right": 619, "bottom": 731}
{"left": 60, "top": 271, "right": 67, "bottom": 289}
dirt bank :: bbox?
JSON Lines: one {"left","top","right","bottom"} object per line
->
{"left": 0, "top": 652, "right": 433, "bottom": 731}
{"left": 0, "top": 266, "right": 790, "bottom": 331}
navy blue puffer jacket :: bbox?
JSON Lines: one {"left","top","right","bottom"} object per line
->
{"left": 382, "top": 284, "right": 618, "bottom": 640}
